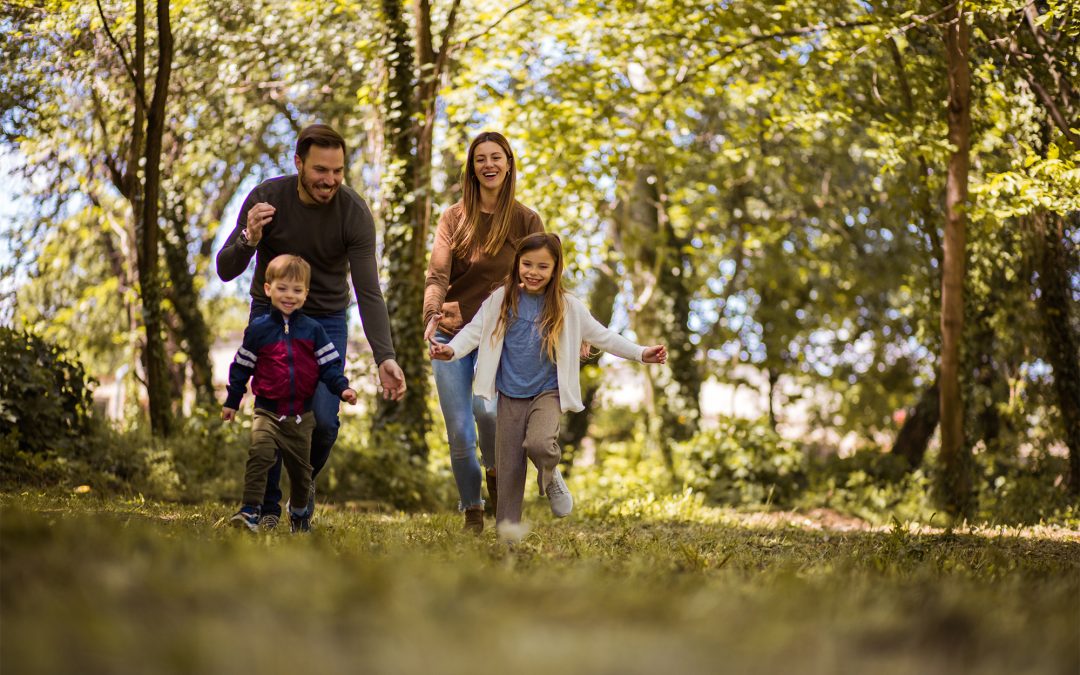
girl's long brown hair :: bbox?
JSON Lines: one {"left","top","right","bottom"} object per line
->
{"left": 494, "top": 233, "right": 566, "bottom": 362}
{"left": 454, "top": 131, "right": 518, "bottom": 258}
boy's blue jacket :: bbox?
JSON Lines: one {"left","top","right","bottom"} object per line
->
{"left": 224, "top": 309, "right": 349, "bottom": 417}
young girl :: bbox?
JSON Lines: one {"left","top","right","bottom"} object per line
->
{"left": 431, "top": 232, "right": 667, "bottom": 526}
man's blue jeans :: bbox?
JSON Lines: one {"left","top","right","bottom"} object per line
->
{"left": 249, "top": 303, "right": 348, "bottom": 517}
{"left": 432, "top": 331, "right": 497, "bottom": 510}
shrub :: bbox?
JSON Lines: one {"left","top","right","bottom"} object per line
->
{"left": 0, "top": 328, "right": 96, "bottom": 459}
{"left": 677, "top": 417, "right": 807, "bottom": 507}
{"left": 975, "top": 451, "right": 1079, "bottom": 526}
{"left": 801, "top": 450, "right": 936, "bottom": 525}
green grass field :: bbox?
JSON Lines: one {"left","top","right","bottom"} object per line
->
{"left": 2, "top": 491, "right": 1078, "bottom": 675}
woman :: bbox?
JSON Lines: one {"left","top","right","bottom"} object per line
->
{"left": 424, "top": 131, "right": 544, "bottom": 533}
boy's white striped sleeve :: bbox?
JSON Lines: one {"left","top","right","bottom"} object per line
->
{"left": 235, "top": 347, "right": 257, "bottom": 368}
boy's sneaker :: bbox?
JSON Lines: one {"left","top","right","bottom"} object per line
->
{"left": 546, "top": 467, "right": 573, "bottom": 518}
{"left": 230, "top": 507, "right": 260, "bottom": 532}
{"left": 258, "top": 513, "right": 279, "bottom": 531}
{"left": 289, "top": 511, "right": 311, "bottom": 534}
{"left": 286, "top": 483, "right": 317, "bottom": 521}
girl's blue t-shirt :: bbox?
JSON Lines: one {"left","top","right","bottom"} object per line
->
{"left": 496, "top": 290, "right": 559, "bottom": 398}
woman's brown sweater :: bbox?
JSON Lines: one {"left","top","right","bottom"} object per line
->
{"left": 423, "top": 201, "right": 544, "bottom": 336}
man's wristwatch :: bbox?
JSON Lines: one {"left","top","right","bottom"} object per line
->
{"left": 238, "top": 229, "right": 257, "bottom": 249}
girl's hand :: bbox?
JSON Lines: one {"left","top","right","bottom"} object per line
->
{"left": 341, "top": 388, "right": 358, "bottom": 405}
{"left": 424, "top": 313, "right": 443, "bottom": 344}
{"left": 430, "top": 343, "right": 455, "bottom": 360}
{"left": 580, "top": 342, "right": 592, "bottom": 360}
{"left": 222, "top": 407, "right": 237, "bottom": 422}
{"left": 642, "top": 345, "right": 667, "bottom": 364}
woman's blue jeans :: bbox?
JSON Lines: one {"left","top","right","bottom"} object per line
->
{"left": 432, "top": 331, "right": 497, "bottom": 510}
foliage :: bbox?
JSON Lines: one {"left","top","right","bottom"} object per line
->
{"left": 2, "top": 493, "right": 1078, "bottom": 674}
{"left": 801, "top": 449, "right": 938, "bottom": 526}
{"left": 677, "top": 417, "right": 807, "bottom": 507}
{"left": 975, "top": 449, "right": 1079, "bottom": 526}
{"left": 0, "top": 328, "right": 97, "bottom": 474}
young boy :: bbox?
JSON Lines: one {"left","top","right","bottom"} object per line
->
{"left": 222, "top": 254, "right": 357, "bottom": 533}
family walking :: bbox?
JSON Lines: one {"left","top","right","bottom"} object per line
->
{"left": 216, "top": 125, "right": 666, "bottom": 535}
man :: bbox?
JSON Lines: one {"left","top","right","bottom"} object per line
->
{"left": 217, "top": 123, "right": 406, "bottom": 529}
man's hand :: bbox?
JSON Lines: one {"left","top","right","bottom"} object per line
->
{"left": 642, "top": 345, "right": 668, "bottom": 364}
{"left": 244, "top": 202, "right": 275, "bottom": 246}
{"left": 378, "top": 359, "right": 407, "bottom": 401}
{"left": 429, "top": 343, "right": 455, "bottom": 361}
{"left": 423, "top": 313, "right": 443, "bottom": 344}
{"left": 222, "top": 407, "right": 237, "bottom": 422}
{"left": 341, "top": 388, "right": 358, "bottom": 405}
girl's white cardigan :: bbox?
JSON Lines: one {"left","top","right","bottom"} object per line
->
{"left": 446, "top": 286, "right": 646, "bottom": 413}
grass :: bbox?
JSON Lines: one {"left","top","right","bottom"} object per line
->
{"left": 2, "top": 489, "right": 1078, "bottom": 675}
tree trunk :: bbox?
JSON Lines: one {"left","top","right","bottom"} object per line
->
{"left": 373, "top": 0, "right": 432, "bottom": 460}
{"left": 891, "top": 383, "right": 940, "bottom": 469}
{"left": 1034, "top": 211, "right": 1080, "bottom": 494}
{"left": 938, "top": 1, "right": 973, "bottom": 515}
{"left": 615, "top": 165, "right": 702, "bottom": 475}
{"left": 162, "top": 197, "right": 215, "bottom": 409}
{"left": 137, "top": 0, "right": 174, "bottom": 436}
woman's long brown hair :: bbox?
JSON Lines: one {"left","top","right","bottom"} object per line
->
{"left": 454, "top": 131, "right": 518, "bottom": 258}
{"left": 493, "top": 233, "right": 566, "bottom": 362}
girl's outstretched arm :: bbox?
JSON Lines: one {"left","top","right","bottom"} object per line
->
{"left": 577, "top": 298, "right": 647, "bottom": 362}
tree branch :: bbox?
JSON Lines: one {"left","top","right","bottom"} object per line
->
{"left": 94, "top": 0, "right": 146, "bottom": 109}
{"left": 455, "top": 0, "right": 533, "bottom": 50}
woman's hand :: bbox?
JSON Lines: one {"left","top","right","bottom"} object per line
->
{"left": 642, "top": 345, "right": 668, "bottom": 364}
{"left": 430, "top": 343, "right": 455, "bottom": 361}
{"left": 424, "top": 313, "right": 443, "bottom": 344}
{"left": 222, "top": 407, "right": 237, "bottom": 422}
{"left": 341, "top": 388, "right": 358, "bottom": 405}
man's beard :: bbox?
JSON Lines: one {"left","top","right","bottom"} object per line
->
{"left": 300, "top": 173, "right": 338, "bottom": 204}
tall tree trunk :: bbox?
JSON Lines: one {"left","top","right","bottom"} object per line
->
{"left": 939, "top": 1, "right": 972, "bottom": 515}
{"left": 615, "top": 165, "right": 702, "bottom": 475}
{"left": 374, "top": 0, "right": 464, "bottom": 460}
{"left": 137, "top": 0, "right": 174, "bottom": 436}
{"left": 1034, "top": 211, "right": 1080, "bottom": 494}
{"left": 891, "top": 382, "right": 940, "bottom": 469}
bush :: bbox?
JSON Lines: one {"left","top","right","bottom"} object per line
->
{"left": 975, "top": 451, "right": 1079, "bottom": 525}
{"left": 801, "top": 450, "right": 936, "bottom": 525}
{"left": 0, "top": 328, "right": 96, "bottom": 460}
{"left": 323, "top": 415, "right": 455, "bottom": 511}
{"left": 677, "top": 417, "right": 807, "bottom": 507}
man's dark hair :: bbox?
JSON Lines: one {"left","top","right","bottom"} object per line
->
{"left": 295, "top": 124, "right": 346, "bottom": 161}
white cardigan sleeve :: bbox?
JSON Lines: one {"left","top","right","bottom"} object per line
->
{"left": 574, "top": 297, "right": 646, "bottom": 362}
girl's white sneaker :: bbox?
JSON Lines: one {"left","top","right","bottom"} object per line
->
{"left": 546, "top": 467, "right": 573, "bottom": 517}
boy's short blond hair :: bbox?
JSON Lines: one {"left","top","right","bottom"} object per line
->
{"left": 265, "top": 255, "right": 312, "bottom": 288}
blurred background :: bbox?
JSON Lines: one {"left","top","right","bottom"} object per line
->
{"left": 1, "top": 0, "right": 1077, "bottom": 525}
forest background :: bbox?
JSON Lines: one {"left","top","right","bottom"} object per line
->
{"left": 1, "top": 0, "right": 1079, "bottom": 525}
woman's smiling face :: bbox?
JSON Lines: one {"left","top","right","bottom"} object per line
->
{"left": 472, "top": 141, "right": 509, "bottom": 193}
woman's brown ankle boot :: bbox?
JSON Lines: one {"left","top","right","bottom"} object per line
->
{"left": 463, "top": 506, "right": 484, "bottom": 533}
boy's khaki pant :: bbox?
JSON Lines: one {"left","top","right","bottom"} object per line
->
{"left": 495, "top": 390, "right": 562, "bottom": 525}
{"left": 243, "top": 408, "right": 315, "bottom": 512}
